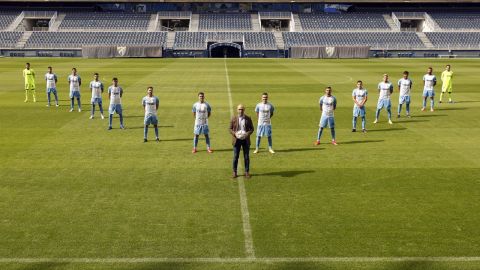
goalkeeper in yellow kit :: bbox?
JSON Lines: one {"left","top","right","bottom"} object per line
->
{"left": 439, "top": 64, "right": 454, "bottom": 103}
{"left": 23, "top": 62, "right": 36, "bottom": 102}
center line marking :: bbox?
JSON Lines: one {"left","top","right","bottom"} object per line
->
{"left": 224, "top": 58, "right": 255, "bottom": 259}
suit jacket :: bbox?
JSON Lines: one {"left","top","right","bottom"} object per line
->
{"left": 229, "top": 115, "right": 254, "bottom": 146}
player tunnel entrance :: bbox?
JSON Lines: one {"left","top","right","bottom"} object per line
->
{"left": 209, "top": 42, "right": 242, "bottom": 58}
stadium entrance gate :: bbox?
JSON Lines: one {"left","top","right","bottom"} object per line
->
{"left": 209, "top": 42, "right": 242, "bottom": 58}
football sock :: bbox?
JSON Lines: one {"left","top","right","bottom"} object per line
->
{"left": 109, "top": 114, "right": 113, "bottom": 127}
{"left": 375, "top": 108, "right": 381, "bottom": 119}
{"left": 205, "top": 135, "right": 210, "bottom": 148}
{"left": 91, "top": 104, "right": 95, "bottom": 116}
{"left": 194, "top": 136, "right": 199, "bottom": 148}
{"left": 430, "top": 99, "right": 434, "bottom": 109}
{"left": 47, "top": 92, "right": 51, "bottom": 104}
{"left": 422, "top": 98, "right": 427, "bottom": 108}
{"left": 267, "top": 136, "right": 272, "bottom": 148}
{"left": 77, "top": 98, "right": 81, "bottom": 109}
{"left": 144, "top": 126, "right": 148, "bottom": 139}
{"left": 70, "top": 98, "right": 74, "bottom": 109}
{"left": 317, "top": 128, "right": 323, "bottom": 141}
{"left": 256, "top": 136, "right": 261, "bottom": 148}
{"left": 406, "top": 103, "right": 410, "bottom": 114}
{"left": 361, "top": 116, "right": 366, "bottom": 130}
{"left": 439, "top": 92, "right": 444, "bottom": 102}
{"left": 99, "top": 104, "right": 104, "bottom": 114}
{"left": 398, "top": 104, "right": 402, "bottom": 115}
{"left": 54, "top": 92, "right": 58, "bottom": 105}
{"left": 352, "top": 117, "right": 357, "bottom": 129}
{"left": 154, "top": 126, "right": 159, "bottom": 138}
{"left": 331, "top": 128, "right": 336, "bottom": 140}
{"left": 119, "top": 114, "right": 124, "bottom": 126}
{"left": 387, "top": 108, "right": 392, "bottom": 119}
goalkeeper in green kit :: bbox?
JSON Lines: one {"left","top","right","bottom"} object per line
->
{"left": 23, "top": 63, "right": 36, "bottom": 102}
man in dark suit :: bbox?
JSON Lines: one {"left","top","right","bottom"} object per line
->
{"left": 229, "top": 104, "right": 254, "bottom": 179}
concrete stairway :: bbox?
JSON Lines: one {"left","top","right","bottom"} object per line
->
{"left": 251, "top": 13, "right": 261, "bottom": 31}
{"left": 166, "top": 32, "right": 175, "bottom": 49}
{"left": 189, "top": 14, "right": 199, "bottom": 31}
{"left": 383, "top": 14, "right": 400, "bottom": 31}
{"left": 147, "top": 13, "right": 159, "bottom": 32}
{"left": 16, "top": 31, "right": 32, "bottom": 48}
{"left": 292, "top": 14, "right": 303, "bottom": 31}
{"left": 416, "top": 32, "right": 434, "bottom": 49}
{"left": 273, "top": 32, "right": 284, "bottom": 49}
{"left": 49, "top": 13, "right": 66, "bottom": 31}
{"left": 6, "top": 12, "right": 24, "bottom": 31}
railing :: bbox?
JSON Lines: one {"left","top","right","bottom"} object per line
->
{"left": 392, "top": 12, "right": 426, "bottom": 19}
{"left": 48, "top": 11, "right": 57, "bottom": 30}
{"left": 23, "top": 11, "right": 56, "bottom": 18}
{"left": 391, "top": 12, "right": 401, "bottom": 29}
{"left": 33, "top": 27, "right": 50, "bottom": 31}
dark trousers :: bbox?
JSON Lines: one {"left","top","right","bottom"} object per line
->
{"left": 233, "top": 139, "right": 250, "bottom": 173}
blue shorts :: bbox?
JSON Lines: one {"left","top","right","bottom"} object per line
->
{"left": 109, "top": 104, "right": 122, "bottom": 114}
{"left": 319, "top": 115, "right": 335, "bottom": 129}
{"left": 144, "top": 114, "right": 158, "bottom": 126}
{"left": 353, "top": 106, "right": 366, "bottom": 117}
{"left": 194, "top": 124, "right": 209, "bottom": 135}
{"left": 399, "top": 95, "right": 410, "bottom": 105}
{"left": 423, "top": 90, "right": 435, "bottom": 97}
{"left": 70, "top": 91, "right": 80, "bottom": 99}
{"left": 47, "top": 88, "right": 57, "bottom": 94}
{"left": 377, "top": 99, "right": 391, "bottom": 110}
{"left": 256, "top": 125, "right": 272, "bottom": 137}
{"left": 91, "top": 98, "right": 102, "bottom": 105}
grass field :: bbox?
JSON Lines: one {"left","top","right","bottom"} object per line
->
{"left": 1, "top": 58, "right": 480, "bottom": 270}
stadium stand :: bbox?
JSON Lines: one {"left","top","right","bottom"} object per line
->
{"left": 173, "top": 32, "right": 276, "bottom": 50}
{"left": 198, "top": 14, "right": 252, "bottom": 31}
{"left": 25, "top": 32, "right": 167, "bottom": 48}
{"left": 59, "top": 12, "right": 151, "bottom": 30}
{"left": 244, "top": 32, "right": 276, "bottom": 49}
{"left": 426, "top": 32, "right": 480, "bottom": 49}
{"left": 258, "top": 12, "right": 292, "bottom": 19}
{"left": 0, "top": 12, "right": 19, "bottom": 30}
{"left": 0, "top": 32, "right": 23, "bottom": 47}
{"left": 429, "top": 13, "right": 480, "bottom": 30}
{"left": 298, "top": 13, "right": 390, "bottom": 30}
{"left": 282, "top": 32, "right": 425, "bottom": 49}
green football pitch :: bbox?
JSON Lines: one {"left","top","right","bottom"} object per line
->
{"left": 1, "top": 58, "right": 479, "bottom": 270}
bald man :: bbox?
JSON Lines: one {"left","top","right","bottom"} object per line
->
{"left": 229, "top": 104, "right": 254, "bottom": 179}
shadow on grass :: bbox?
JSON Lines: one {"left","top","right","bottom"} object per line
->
{"left": 454, "top": 100, "right": 480, "bottom": 104}
{"left": 368, "top": 127, "right": 406, "bottom": 133}
{"left": 254, "top": 170, "right": 315, "bottom": 178}
{"left": 340, "top": 139, "right": 384, "bottom": 145}
{"left": 412, "top": 114, "right": 447, "bottom": 118}
{"left": 127, "top": 125, "right": 174, "bottom": 129}
{"left": 395, "top": 119, "right": 429, "bottom": 123}
{"left": 275, "top": 147, "right": 322, "bottom": 153}
{"left": 17, "top": 262, "right": 69, "bottom": 270}
{"left": 436, "top": 107, "right": 468, "bottom": 111}
{"left": 123, "top": 115, "right": 147, "bottom": 118}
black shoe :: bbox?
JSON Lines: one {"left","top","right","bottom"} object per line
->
{"left": 352, "top": 129, "right": 356, "bottom": 132}
{"left": 107, "top": 126, "right": 112, "bottom": 130}
{"left": 144, "top": 138, "right": 148, "bottom": 143}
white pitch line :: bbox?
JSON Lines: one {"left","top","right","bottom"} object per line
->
{"left": 224, "top": 58, "right": 256, "bottom": 259}
{"left": 2, "top": 257, "right": 480, "bottom": 263}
